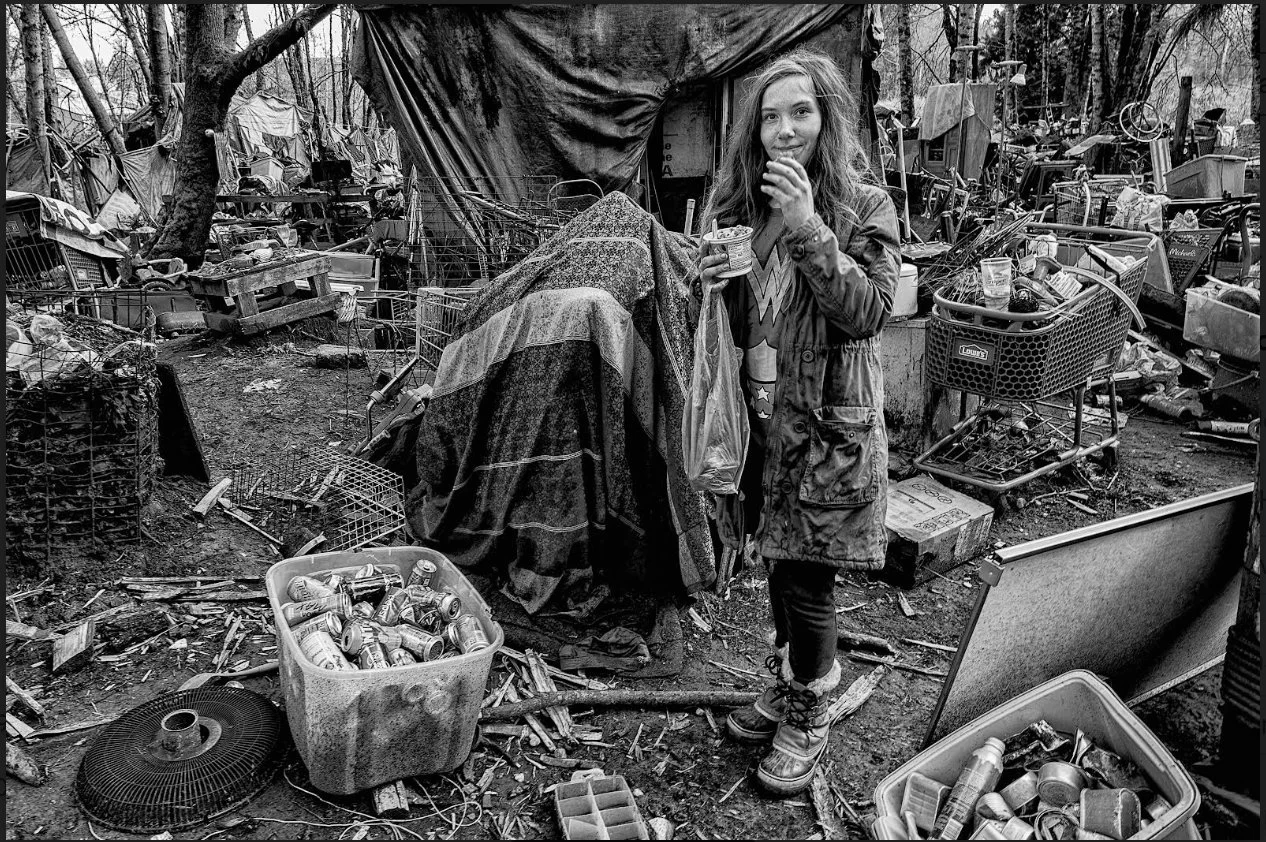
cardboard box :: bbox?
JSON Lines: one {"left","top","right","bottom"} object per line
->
{"left": 880, "top": 475, "right": 995, "bottom": 589}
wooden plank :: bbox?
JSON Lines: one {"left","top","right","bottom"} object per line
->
{"left": 6, "top": 713, "right": 36, "bottom": 740}
{"left": 233, "top": 291, "right": 261, "bottom": 318}
{"left": 6, "top": 621, "right": 55, "bottom": 642}
{"left": 188, "top": 254, "right": 331, "bottom": 297}
{"left": 311, "top": 271, "right": 333, "bottom": 297}
{"left": 216, "top": 193, "right": 330, "bottom": 204}
{"left": 5, "top": 679, "right": 44, "bottom": 720}
{"left": 192, "top": 478, "right": 233, "bottom": 519}
{"left": 52, "top": 620, "right": 96, "bottom": 673}
{"left": 237, "top": 292, "right": 340, "bottom": 336}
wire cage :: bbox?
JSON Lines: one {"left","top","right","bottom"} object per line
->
{"left": 6, "top": 289, "right": 160, "bottom": 559}
{"left": 227, "top": 447, "right": 406, "bottom": 552}
{"left": 5, "top": 202, "right": 112, "bottom": 291}
{"left": 1052, "top": 176, "right": 1141, "bottom": 227}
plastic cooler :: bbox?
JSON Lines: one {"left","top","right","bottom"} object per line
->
{"left": 871, "top": 671, "right": 1200, "bottom": 840}
{"left": 1164, "top": 155, "right": 1248, "bottom": 200}
{"left": 265, "top": 546, "right": 503, "bottom": 795}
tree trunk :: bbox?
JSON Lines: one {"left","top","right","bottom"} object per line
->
{"left": 147, "top": 5, "right": 173, "bottom": 136}
{"left": 340, "top": 5, "right": 353, "bottom": 126}
{"left": 941, "top": 4, "right": 959, "bottom": 82}
{"left": 1253, "top": 5, "right": 1260, "bottom": 126}
{"left": 970, "top": 3, "right": 984, "bottom": 81}
{"left": 40, "top": 4, "right": 128, "bottom": 160}
{"left": 955, "top": 3, "right": 976, "bottom": 83}
{"left": 148, "top": 3, "right": 337, "bottom": 265}
{"left": 1172, "top": 76, "right": 1193, "bottom": 167}
{"left": 897, "top": 4, "right": 915, "bottom": 122}
{"left": 1087, "top": 4, "right": 1106, "bottom": 133}
{"left": 1063, "top": 6, "right": 1088, "bottom": 128}
{"left": 39, "top": 13, "right": 58, "bottom": 137}
{"left": 20, "top": 4, "right": 52, "bottom": 193}
{"left": 241, "top": 4, "right": 265, "bottom": 93}
{"left": 171, "top": 4, "right": 185, "bottom": 83}
{"left": 115, "top": 4, "right": 152, "bottom": 91}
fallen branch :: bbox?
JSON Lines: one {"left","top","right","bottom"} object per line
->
{"left": 847, "top": 652, "right": 946, "bottom": 679}
{"left": 26, "top": 719, "right": 111, "bottom": 738}
{"left": 828, "top": 665, "right": 886, "bottom": 725}
{"left": 1191, "top": 774, "right": 1260, "bottom": 820}
{"left": 810, "top": 770, "right": 842, "bottom": 839}
{"left": 837, "top": 629, "right": 897, "bottom": 656}
{"left": 900, "top": 638, "right": 957, "bottom": 654}
{"left": 499, "top": 647, "right": 609, "bottom": 691}
{"left": 6, "top": 741, "right": 46, "bottom": 785}
{"left": 479, "top": 690, "right": 758, "bottom": 722}
{"left": 6, "top": 678, "right": 45, "bottom": 719}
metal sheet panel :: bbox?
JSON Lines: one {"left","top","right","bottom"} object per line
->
{"left": 925, "top": 484, "right": 1253, "bottom": 745}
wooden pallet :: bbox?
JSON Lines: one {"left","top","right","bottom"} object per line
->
{"left": 190, "top": 253, "right": 338, "bottom": 336}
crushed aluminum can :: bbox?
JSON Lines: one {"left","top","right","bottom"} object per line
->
{"left": 395, "top": 625, "right": 445, "bottom": 661}
{"left": 1079, "top": 788, "right": 1141, "bottom": 840}
{"left": 387, "top": 647, "right": 418, "bottom": 667}
{"left": 975, "top": 792, "right": 1014, "bottom": 823}
{"left": 398, "top": 603, "right": 443, "bottom": 632}
{"left": 356, "top": 641, "right": 390, "bottom": 670}
{"left": 281, "top": 592, "right": 352, "bottom": 626}
{"left": 406, "top": 559, "right": 438, "bottom": 589}
{"left": 292, "top": 611, "right": 344, "bottom": 644}
{"left": 287, "top": 575, "right": 335, "bottom": 602}
{"left": 1000, "top": 771, "right": 1040, "bottom": 815}
{"left": 299, "top": 629, "right": 354, "bottom": 671}
{"left": 340, "top": 618, "right": 382, "bottom": 657}
{"left": 345, "top": 571, "right": 404, "bottom": 603}
{"left": 323, "top": 572, "right": 347, "bottom": 592}
{"left": 352, "top": 600, "right": 376, "bottom": 619}
{"left": 354, "top": 563, "right": 384, "bottom": 579}
{"left": 443, "top": 613, "right": 490, "bottom": 654}
{"left": 403, "top": 585, "right": 462, "bottom": 621}
{"left": 373, "top": 587, "right": 411, "bottom": 626}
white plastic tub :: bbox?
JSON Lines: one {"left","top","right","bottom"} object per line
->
{"left": 1183, "top": 281, "right": 1260, "bottom": 362}
{"left": 266, "top": 546, "right": 503, "bottom": 794}
{"left": 872, "top": 671, "right": 1200, "bottom": 840}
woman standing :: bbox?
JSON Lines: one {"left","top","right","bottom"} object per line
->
{"left": 695, "top": 47, "right": 899, "bottom": 797}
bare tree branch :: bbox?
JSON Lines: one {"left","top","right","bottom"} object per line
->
{"left": 223, "top": 3, "right": 335, "bottom": 92}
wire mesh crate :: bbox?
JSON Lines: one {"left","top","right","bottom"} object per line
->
{"left": 5, "top": 203, "right": 111, "bottom": 291}
{"left": 1052, "top": 176, "right": 1141, "bottom": 227}
{"left": 227, "top": 447, "right": 406, "bottom": 552}
{"left": 416, "top": 286, "right": 483, "bottom": 371}
{"left": 6, "top": 290, "right": 160, "bottom": 559}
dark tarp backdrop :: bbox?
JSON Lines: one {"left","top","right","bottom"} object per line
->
{"left": 349, "top": 4, "right": 873, "bottom": 205}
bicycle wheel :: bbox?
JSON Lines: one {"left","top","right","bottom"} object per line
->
{"left": 1119, "top": 101, "right": 1164, "bottom": 143}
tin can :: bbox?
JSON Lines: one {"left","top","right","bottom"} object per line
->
{"left": 287, "top": 574, "right": 336, "bottom": 602}
{"left": 388, "top": 647, "right": 418, "bottom": 667}
{"left": 340, "top": 618, "right": 381, "bottom": 657}
{"left": 354, "top": 563, "right": 383, "bottom": 579}
{"left": 404, "top": 585, "right": 463, "bottom": 621}
{"left": 299, "top": 629, "right": 354, "bottom": 671}
{"left": 443, "top": 613, "right": 490, "bottom": 654}
{"left": 356, "top": 641, "right": 390, "bottom": 670}
{"left": 1036, "top": 761, "right": 1086, "bottom": 806}
{"left": 352, "top": 600, "right": 376, "bottom": 619}
{"left": 396, "top": 625, "right": 445, "bottom": 661}
{"left": 399, "top": 603, "right": 442, "bottom": 632}
{"left": 373, "top": 587, "right": 410, "bottom": 626}
{"left": 292, "top": 611, "right": 344, "bottom": 644}
{"left": 323, "top": 572, "right": 347, "bottom": 593}
{"left": 281, "top": 592, "right": 352, "bottom": 626}
{"left": 345, "top": 571, "right": 404, "bottom": 602}
{"left": 406, "top": 559, "right": 438, "bottom": 589}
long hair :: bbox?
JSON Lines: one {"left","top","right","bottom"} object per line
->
{"left": 701, "top": 47, "right": 873, "bottom": 235}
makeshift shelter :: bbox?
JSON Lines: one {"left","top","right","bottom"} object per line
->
{"left": 916, "top": 82, "right": 997, "bottom": 181}
{"left": 350, "top": 4, "right": 881, "bottom": 230}
{"left": 5, "top": 190, "right": 129, "bottom": 290}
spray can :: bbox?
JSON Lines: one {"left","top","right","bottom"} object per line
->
{"left": 404, "top": 585, "right": 463, "bottom": 621}
{"left": 932, "top": 737, "right": 1006, "bottom": 839}
{"left": 443, "top": 614, "right": 491, "bottom": 654}
{"left": 345, "top": 571, "right": 404, "bottom": 603}
{"left": 292, "top": 611, "right": 344, "bottom": 645}
{"left": 281, "top": 592, "right": 352, "bottom": 626}
{"left": 406, "top": 559, "right": 438, "bottom": 589}
{"left": 299, "top": 629, "right": 355, "bottom": 671}
{"left": 1139, "top": 393, "right": 1194, "bottom": 422}
{"left": 287, "top": 575, "right": 335, "bottom": 602}
{"left": 373, "top": 587, "right": 410, "bottom": 626}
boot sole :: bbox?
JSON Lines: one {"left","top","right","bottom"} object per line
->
{"left": 724, "top": 716, "right": 778, "bottom": 743}
{"left": 754, "top": 737, "right": 829, "bottom": 797}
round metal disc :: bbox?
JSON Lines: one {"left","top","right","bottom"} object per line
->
{"left": 74, "top": 686, "right": 290, "bottom": 834}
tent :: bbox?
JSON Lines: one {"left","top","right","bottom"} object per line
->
{"left": 349, "top": 5, "right": 881, "bottom": 211}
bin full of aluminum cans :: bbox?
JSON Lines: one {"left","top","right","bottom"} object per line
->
{"left": 265, "top": 546, "right": 503, "bottom": 795}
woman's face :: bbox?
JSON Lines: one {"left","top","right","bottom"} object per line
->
{"left": 759, "top": 74, "right": 822, "bottom": 170}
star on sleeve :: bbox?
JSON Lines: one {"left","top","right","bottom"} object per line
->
{"left": 755, "top": 386, "right": 770, "bottom": 402}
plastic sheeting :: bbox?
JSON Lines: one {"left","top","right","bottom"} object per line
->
{"left": 118, "top": 145, "right": 178, "bottom": 221}
{"left": 5, "top": 191, "right": 129, "bottom": 259}
{"left": 350, "top": 4, "right": 869, "bottom": 205}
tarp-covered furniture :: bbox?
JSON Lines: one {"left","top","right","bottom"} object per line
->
{"left": 350, "top": 4, "right": 875, "bottom": 203}
{"left": 407, "top": 192, "right": 713, "bottom": 614}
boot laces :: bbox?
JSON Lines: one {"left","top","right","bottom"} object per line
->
{"left": 763, "top": 654, "right": 792, "bottom": 706}
{"left": 785, "top": 686, "right": 820, "bottom": 733}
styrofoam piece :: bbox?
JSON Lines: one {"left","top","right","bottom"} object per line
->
{"left": 871, "top": 671, "right": 1200, "bottom": 840}
{"left": 265, "top": 546, "right": 503, "bottom": 795}
{"left": 555, "top": 775, "right": 650, "bottom": 840}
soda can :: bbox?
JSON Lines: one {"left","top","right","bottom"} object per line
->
{"left": 287, "top": 575, "right": 335, "bottom": 602}
{"left": 340, "top": 618, "right": 381, "bottom": 657}
{"left": 345, "top": 571, "right": 404, "bottom": 602}
{"left": 352, "top": 600, "right": 376, "bottom": 619}
{"left": 373, "top": 587, "right": 410, "bottom": 626}
{"left": 357, "top": 641, "right": 390, "bottom": 671}
{"left": 282, "top": 592, "right": 352, "bottom": 626}
{"left": 406, "top": 559, "right": 438, "bottom": 589}
{"left": 292, "top": 611, "right": 344, "bottom": 644}
{"left": 399, "top": 603, "right": 443, "bottom": 632}
{"left": 403, "top": 585, "right": 463, "bottom": 621}
{"left": 443, "top": 614, "right": 490, "bottom": 654}
{"left": 323, "top": 572, "right": 347, "bottom": 593}
{"left": 299, "top": 629, "right": 355, "bottom": 671}
{"left": 396, "top": 625, "right": 445, "bottom": 661}
{"left": 388, "top": 647, "right": 418, "bottom": 667}
{"left": 354, "top": 562, "right": 383, "bottom": 579}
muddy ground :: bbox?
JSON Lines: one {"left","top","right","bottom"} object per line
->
{"left": 4, "top": 324, "right": 1258, "bottom": 841}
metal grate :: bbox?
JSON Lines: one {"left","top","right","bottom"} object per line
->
{"left": 75, "top": 687, "right": 289, "bottom": 834}
{"left": 228, "top": 448, "right": 406, "bottom": 552}
{"left": 1162, "top": 227, "right": 1223, "bottom": 293}
{"left": 416, "top": 286, "right": 483, "bottom": 371}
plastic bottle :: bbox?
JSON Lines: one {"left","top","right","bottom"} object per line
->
{"left": 932, "top": 737, "right": 1006, "bottom": 840}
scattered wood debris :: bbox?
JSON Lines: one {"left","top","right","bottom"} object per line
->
{"left": 6, "top": 741, "right": 46, "bottom": 785}
{"left": 52, "top": 620, "right": 96, "bottom": 674}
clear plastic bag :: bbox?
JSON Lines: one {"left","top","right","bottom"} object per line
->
{"left": 682, "top": 290, "right": 749, "bottom": 495}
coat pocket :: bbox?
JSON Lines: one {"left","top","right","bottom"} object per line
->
{"left": 797, "top": 405, "right": 878, "bottom": 507}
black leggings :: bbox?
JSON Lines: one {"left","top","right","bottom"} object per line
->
{"left": 767, "top": 557, "right": 838, "bottom": 683}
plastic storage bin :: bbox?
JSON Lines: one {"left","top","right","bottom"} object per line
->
{"left": 1164, "top": 155, "right": 1248, "bottom": 199}
{"left": 1183, "top": 281, "right": 1260, "bottom": 362}
{"left": 872, "top": 671, "right": 1200, "bottom": 840}
{"left": 265, "top": 546, "right": 503, "bottom": 794}
{"left": 554, "top": 775, "right": 649, "bottom": 839}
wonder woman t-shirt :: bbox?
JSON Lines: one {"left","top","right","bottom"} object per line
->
{"left": 741, "top": 215, "right": 795, "bottom": 436}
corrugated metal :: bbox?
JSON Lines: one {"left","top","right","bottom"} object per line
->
{"left": 1222, "top": 626, "right": 1260, "bottom": 727}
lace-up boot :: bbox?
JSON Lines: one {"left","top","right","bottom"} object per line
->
{"left": 755, "top": 659, "right": 841, "bottom": 796}
{"left": 725, "top": 645, "right": 792, "bottom": 742}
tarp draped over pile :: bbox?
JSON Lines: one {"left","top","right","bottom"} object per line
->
{"left": 350, "top": 4, "right": 867, "bottom": 202}
{"left": 408, "top": 192, "right": 712, "bottom": 614}
{"left": 5, "top": 191, "right": 129, "bottom": 259}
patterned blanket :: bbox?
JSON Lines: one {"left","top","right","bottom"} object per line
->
{"left": 408, "top": 193, "right": 715, "bottom": 614}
